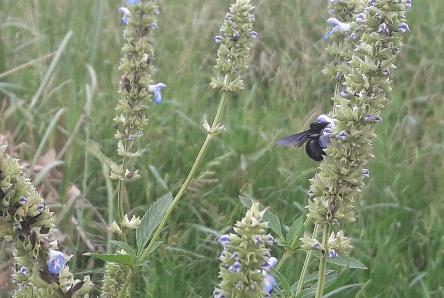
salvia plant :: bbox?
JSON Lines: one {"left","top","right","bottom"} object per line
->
{"left": 0, "top": 0, "right": 413, "bottom": 296}
{"left": 214, "top": 202, "right": 277, "bottom": 298}
{"left": 99, "top": 0, "right": 257, "bottom": 297}
{"left": 0, "top": 146, "right": 92, "bottom": 297}
{"left": 298, "top": 0, "right": 412, "bottom": 297}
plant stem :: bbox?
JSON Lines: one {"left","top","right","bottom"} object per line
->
{"left": 315, "top": 223, "right": 330, "bottom": 298}
{"left": 295, "top": 224, "right": 320, "bottom": 297}
{"left": 116, "top": 75, "right": 232, "bottom": 296}
{"left": 140, "top": 75, "right": 231, "bottom": 261}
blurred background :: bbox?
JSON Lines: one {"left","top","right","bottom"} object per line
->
{"left": 0, "top": 0, "right": 443, "bottom": 297}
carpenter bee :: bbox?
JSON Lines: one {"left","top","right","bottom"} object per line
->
{"left": 277, "top": 115, "right": 335, "bottom": 161}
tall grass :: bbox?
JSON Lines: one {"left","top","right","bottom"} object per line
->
{"left": 0, "top": 0, "right": 443, "bottom": 296}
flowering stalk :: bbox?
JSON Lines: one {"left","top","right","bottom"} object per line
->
{"left": 301, "top": 1, "right": 411, "bottom": 297}
{"left": 138, "top": 0, "right": 257, "bottom": 263}
{"left": 0, "top": 146, "right": 92, "bottom": 297}
{"left": 102, "top": 1, "right": 161, "bottom": 297}
{"left": 293, "top": 1, "right": 364, "bottom": 296}
{"left": 214, "top": 202, "right": 277, "bottom": 297}
{"left": 111, "top": 0, "right": 257, "bottom": 295}
{"left": 111, "top": 0, "right": 163, "bottom": 226}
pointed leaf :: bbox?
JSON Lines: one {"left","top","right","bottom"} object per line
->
{"left": 239, "top": 195, "right": 253, "bottom": 208}
{"left": 327, "top": 255, "right": 368, "bottom": 269}
{"left": 136, "top": 192, "right": 173, "bottom": 249}
{"left": 263, "top": 210, "right": 284, "bottom": 239}
{"left": 111, "top": 240, "right": 136, "bottom": 258}
{"left": 286, "top": 216, "right": 304, "bottom": 249}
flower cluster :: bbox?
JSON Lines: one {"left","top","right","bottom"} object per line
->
{"left": 305, "top": 0, "right": 411, "bottom": 257}
{"left": 323, "top": 0, "right": 365, "bottom": 81}
{"left": 210, "top": 0, "right": 257, "bottom": 92}
{"left": 111, "top": 0, "right": 164, "bottom": 181}
{"left": 100, "top": 260, "right": 130, "bottom": 298}
{"left": 214, "top": 202, "right": 277, "bottom": 297}
{"left": 0, "top": 146, "right": 92, "bottom": 297}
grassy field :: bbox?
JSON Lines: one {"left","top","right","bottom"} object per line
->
{"left": 1, "top": 0, "right": 443, "bottom": 297}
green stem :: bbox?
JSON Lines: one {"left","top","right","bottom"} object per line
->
{"left": 295, "top": 224, "right": 320, "bottom": 297}
{"left": 315, "top": 224, "right": 330, "bottom": 298}
{"left": 140, "top": 77, "right": 230, "bottom": 261}
{"left": 117, "top": 75, "right": 232, "bottom": 296}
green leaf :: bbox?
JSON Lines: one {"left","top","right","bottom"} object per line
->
{"left": 263, "top": 210, "right": 284, "bottom": 239}
{"left": 327, "top": 255, "right": 368, "bottom": 270}
{"left": 111, "top": 240, "right": 136, "bottom": 258}
{"left": 239, "top": 195, "right": 252, "bottom": 208}
{"left": 286, "top": 216, "right": 304, "bottom": 249}
{"left": 323, "top": 283, "right": 364, "bottom": 298}
{"left": 271, "top": 270, "right": 291, "bottom": 297}
{"left": 136, "top": 192, "right": 173, "bottom": 250}
{"left": 83, "top": 252, "right": 133, "bottom": 265}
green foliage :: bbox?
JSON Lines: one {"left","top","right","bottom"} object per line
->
{"left": 0, "top": 0, "right": 443, "bottom": 297}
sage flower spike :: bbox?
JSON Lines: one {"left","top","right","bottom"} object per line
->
{"left": 149, "top": 83, "right": 166, "bottom": 104}
{"left": 118, "top": 7, "right": 131, "bottom": 25}
{"left": 323, "top": 18, "right": 351, "bottom": 41}
{"left": 47, "top": 250, "right": 68, "bottom": 275}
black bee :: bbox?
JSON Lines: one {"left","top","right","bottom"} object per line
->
{"left": 277, "top": 115, "right": 335, "bottom": 161}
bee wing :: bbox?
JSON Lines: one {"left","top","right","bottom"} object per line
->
{"left": 276, "top": 129, "right": 311, "bottom": 147}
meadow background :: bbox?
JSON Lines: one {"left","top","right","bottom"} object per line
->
{"left": 0, "top": 0, "right": 443, "bottom": 297}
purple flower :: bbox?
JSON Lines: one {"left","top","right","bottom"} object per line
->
{"left": 250, "top": 31, "right": 258, "bottom": 39}
{"left": 149, "top": 83, "right": 166, "bottom": 104}
{"left": 340, "top": 90, "right": 351, "bottom": 98}
{"left": 363, "top": 115, "right": 382, "bottom": 123}
{"left": 363, "top": 168, "right": 370, "bottom": 178}
{"left": 406, "top": 0, "right": 412, "bottom": 8}
{"left": 228, "top": 261, "right": 241, "bottom": 273}
{"left": 118, "top": 7, "right": 131, "bottom": 25}
{"left": 37, "top": 203, "right": 45, "bottom": 213}
{"left": 213, "top": 289, "right": 225, "bottom": 298}
{"left": 323, "top": 18, "right": 351, "bottom": 41}
{"left": 368, "top": 0, "right": 377, "bottom": 5}
{"left": 263, "top": 272, "right": 277, "bottom": 295}
{"left": 218, "top": 234, "right": 231, "bottom": 246}
{"left": 263, "top": 257, "right": 278, "bottom": 271}
{"left": 265, "top": 234, "right": 274, "bottom": 246}
{"left": 254, "top": 235, "right": 263, "bottom": 245}
{"left": 399, "top": 23, "right": 410, "bottom": 33}
{"left": 378, "top": 23, "right": 390, "bottom": 34}
{"left": 337, "top": 131, "right": 348, "bottom": 141}
{"left": 47, "top": 250, "right": 67, "bottom": 275}
{"left": 312, "top": 242, "right": 321, "bottom": 251}
{"left": 356, "top": 13, "right": 366, "bottom": 23}
{"left": 18, "top": 267, "right": 28, "bottom": 276}
{"left": 149, "top": 22, "right": 158, "bottom": 30}
{"left": 214, "top": 35, "right": 223, "bottom": 44}
{"left": 126, "top": 0, "right": 140, "bottom": 4}
{"left": 18, "top": 196, "right": 27, "bottom": 205}
{"left": 328, "top": 249, "right": 339, "bottom": 258}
